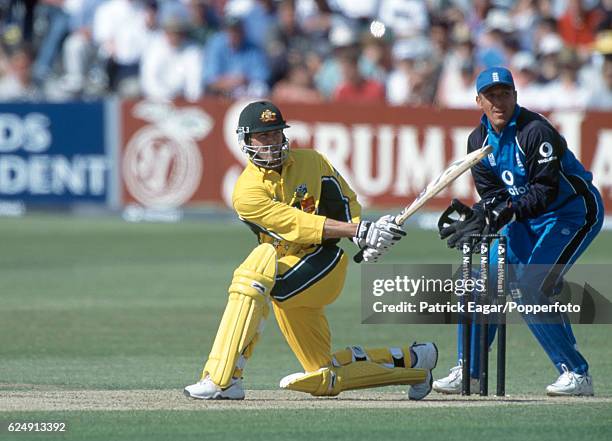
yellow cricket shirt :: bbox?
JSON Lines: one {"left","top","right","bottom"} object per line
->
{"left": 232, "top": 149, "right": 361, "bottom": 254}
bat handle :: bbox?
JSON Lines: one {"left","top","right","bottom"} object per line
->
{"left": 353, "top": 248, "right": 365, "bottom": 263}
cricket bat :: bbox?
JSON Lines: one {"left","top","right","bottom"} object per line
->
{"left": 354, "top": 145, "right": 493, "bottom": 263}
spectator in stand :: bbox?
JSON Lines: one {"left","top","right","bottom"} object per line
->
{"left": 324, "top": 0, "right": 377, "bottom": 21}
{"left": 222, "top": 0, "right": 255, "bottom": 18}
{"left": 587, "top": 54, "right": 612, "bottom": 110}
{"left": 294, "top": 0, "right": 333, "bottom": 43}
{"left": 59, "top": 0, "right": 105, "bottom": 96}
{"left": 537, "top": 32, "right": 564, "bottom": 83}
{"left": 0, "top": 45, "right": 7, "bottom": 77}
{"left": 271, "top": 59, "right": 323, "bottom": 103}
{"left": 93, "top": 0, "right": 158, "bottom": 95}
{"left": 203, "top": 16, "right": 270, "bottom": 98}
{"left": 429, "top": 16, "right": 452, "bottom": 60}
{"left": 359, "top": 32, "right": 390, "bottom": 85}
{"left": 436, "top": 59, "right": 477, "bottom": 109}
{"left": 388, "top": 35, "right": 440, "bottom": 106}
{"left": 333, "top": 49, "right": 385, "bottom": 104}
{"left": 1, "top": 0, "right": 38, "bottom": 44}
{"left": 476, "top": 9, "right": 515, "bottom": 69}
{"left": 377, "top": 0, "right": 429, "bottom": 39}
{"left": 464, "top": 0, "right": 492, "bottom": 41}
{"left": 140, "top": 10, "right": 203, "bottom": 102}
{"left": 313, "top": 18, "right": 359, "bottom": 99}
{"left": 0, "top": 45, "right": 43, "bottom": 101}
{"left": 586, "top": 31, "right": 612, "bottom": 110}
{"left": 534, "top": 0, "right": 561, "bottom": 18}
{"left": 543, "top": 49, "right": 590, "bottom": 110}
{"left": 533, "top": 15, "right": 560, "bottom": 50}
{"left": 595, "top": 0, "right": 612, "bottom": 32}
{"left": 510, "top": 51, "right": 545, "bottom": 110}
{"left": 241, "top": 0, "right": 277, "bottom": 50}
{"left": 387, "top": 38, "right": 421, "bottom": 106}
{"left": 511, "top": 0, "right": 540, "bottom": 51}
{"left": 266, "top": 0, "right": 313, "bottom": 87}
{"left": 436, "top": 25, "right": 478, "bottom": 108}
{"left": 420, "top": 15, "right": 451, "bottom": 104}
{"left": 185, "top": 0, "right": 221, "bottom": 45}
{"left": 314, "top": 18, "right": 389, "bottom": 100}
{"left": 0, "top": 0, "right": 609, "bottom": 109}
{"left": 31, "top": 0, "right": 71, "bottom": 85}
{"left": 557, "top": 0, "right": 606, "bottom": 52}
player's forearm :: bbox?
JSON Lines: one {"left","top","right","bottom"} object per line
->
{"left": 322, "top": 218, "right": 358, "bottom": 239}
{"left": 513, "top": 183, "right": 559, "bottom": 220}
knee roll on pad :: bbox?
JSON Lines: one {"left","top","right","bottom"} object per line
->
{"left": 281, "top": 362, "right": 427, "bottom": 396}
{"left": 204, "top": 244, "right": 277, "bottom": 387}
{"left": 281, "top": 345, "right": 425, "bottom": 396}
{"left": 332, "top": 345, "right": 413, "bottom": 368}
{"left": 229, "top": 244, "right": 277, "bottom": 299}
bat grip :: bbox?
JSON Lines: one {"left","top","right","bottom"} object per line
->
{"left": 353, "top": 248, "right": 365, "bottom": 263}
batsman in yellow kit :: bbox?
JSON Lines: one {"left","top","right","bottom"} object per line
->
{"left": 184, "top": 101, "right": 438, "bottom": 400}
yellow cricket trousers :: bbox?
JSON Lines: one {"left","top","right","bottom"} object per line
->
{"left": 270, "top": 244, "right": 348, "bottom": 372}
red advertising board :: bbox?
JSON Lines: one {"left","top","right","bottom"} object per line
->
{"left": 120, "top": 99, "right": 612, "bottom": 212}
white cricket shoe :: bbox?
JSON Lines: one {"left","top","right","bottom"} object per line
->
{"left": 546, "top": 365, "right": 594, "bottom": 397}
{"left": 184, "top": 376, "right": 245, "bottom": 400}
{"left": 432, "top": 364, "right": 480, "bottom": 394}
{"left": 408, "top": 342, "right": 438, "bottom": 400}
{"left": 279, "top": 372, "right": 306, "bottom": 389}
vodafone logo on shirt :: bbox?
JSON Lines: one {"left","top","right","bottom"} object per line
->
{"left": 502, "top": 170, "right": 530, "bottom": 196}
{"left": 539, "top": 142, "right": 554, "bottom": 157}
{"left": 501, "top": 170, "right": 514, "bottom": 185}
{"left": 538, "top": 141, "right": 557, "bottom": 164}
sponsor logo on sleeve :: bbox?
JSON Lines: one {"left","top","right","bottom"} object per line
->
{"left": 537, "top": 141, "right": 557, "bottom": 164}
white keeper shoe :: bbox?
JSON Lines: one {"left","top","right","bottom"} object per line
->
{"left": 184, "top": 376, "right": 245, "bottom": 400}
{"left": 432, "top": 364, "right": 480, "bottom": 394}
{"left": 408, "top": 342, "right": 438, "bottom": 400}
{"left": 546, "top": 365, "right": 594, "bottom": 397}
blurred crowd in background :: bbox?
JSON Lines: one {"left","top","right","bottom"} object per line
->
{"left": 0, "top": 0, "right": 610, "bottom": 110}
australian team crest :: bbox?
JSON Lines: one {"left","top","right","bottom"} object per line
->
{"left": 292, "top": 184, "right": 315, "bottom": 213}
{"left": 295, "top": 184, "right": 307, "bottom": 198}
{"left": 260, "top": 109, "right": 277, "bottom": 123}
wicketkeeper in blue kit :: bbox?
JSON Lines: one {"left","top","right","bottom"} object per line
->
{"left": 433, "top": 67, "right": 604, "bottom": 396}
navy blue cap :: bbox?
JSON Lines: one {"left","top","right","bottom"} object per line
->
{"left": 476, "top": 67, "right": 515, "bottom": 94}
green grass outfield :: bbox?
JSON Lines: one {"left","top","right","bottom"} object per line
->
{"left": 1, "top": 214, "right": 611, "bottom": 440}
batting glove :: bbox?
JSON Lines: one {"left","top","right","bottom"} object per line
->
{"left": 355, "top": 215, "right": 406, "bottom": 250}
{"left": 362, "top": 246, "right": 383, "bottom": 263}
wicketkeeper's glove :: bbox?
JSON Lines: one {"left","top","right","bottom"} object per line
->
{"left": 483, "top": 197, "right": 516, "bottom": 234}
{"left": 438, "top": 199, "right": 486, "bottom": 249}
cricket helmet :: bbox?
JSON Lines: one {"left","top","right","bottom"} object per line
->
{"left": 236, "top": 101, "right": 291, "bottom": 169}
